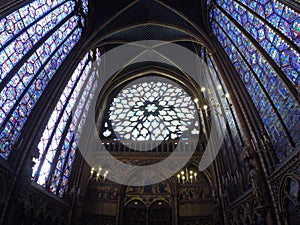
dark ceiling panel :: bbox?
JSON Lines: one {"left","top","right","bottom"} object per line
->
{"left": 102, "top": 25, "right": 191, "bottom": 42}
{"left": 92, "top": 0, "right": 133, "bottom": 28}
{"left": 91, "top": 0, "right": 201, "bottom": 37}
{"left": 99, "top": 39, "right": 202, "bottom": 55}
{"left": 160, "top": 0, "right": 204, "bottom": 27}
{"left": 89, "top": 0, "right": 209, "bottom": 54}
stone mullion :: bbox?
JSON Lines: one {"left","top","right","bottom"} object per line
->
{"left": 209, "top": 34, "right": 279, "bottom": 224}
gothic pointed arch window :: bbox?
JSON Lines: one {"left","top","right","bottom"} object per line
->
{"left": 0, "top": 0, "right": 89, "bottom": 196}
{"left": 32, "top": 50, "right": 100, "bottom": 197}
{"left": 0, "top": 0, "right": 89, "bottom": 160}
{"left": 209, "top": 0, "right": 300, "bottom": 161}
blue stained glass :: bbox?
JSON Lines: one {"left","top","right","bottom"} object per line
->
{"left": 0, "top": 17, "right": 82, "bottom": 160}
{"left": 212, "top": 20, "right": 296, "bottom": 161}
{"left": 258, "top": 28, "right": 266, "bottom": 40}
{"left": 0, "top": 9, "right": 22, "bottom": 45}
{"left": 256, "top": 4, "right": 264, "bottom": 16}
{"left": 207, "top": 0, "right": 212, "bottom": 7}
{"left": 32, "top": 53, "right": 98, "bottom": 196}
{"left": 215, "top": 0, "right": 300, "bottom": 86}
{"left": 291, "top": 19, "right": 300, "bottom": 38}
{"left": 18, "top": 28, "right": 80, "bottom": 115}
{"left": 0, "top": 17, "right": 79, "bottom": 129}
{"left": 279, "top": 20, "right": 292, "bottom": 37}
{"left": 284, "top": 7, "right": 297, "bottom": 23}
{"left": 264, "top": 2, "right": 273, "bottom": 17}
{"left": 248, "top": 0, "right": 257, "bottom": 9}
{"left": 280, "top": 50, "right": 290, "bottom": 66}
{"left": 269, "top": 14, "right": 280, "bottom": 27}
{"left": 81, "top": 0, "right": 89, "bottom": 15}
{"left": 237, "top": 0, "right": 300, "bottom": 47}
{"left": 0, "top": 1, "right": 75, "bottom": 82}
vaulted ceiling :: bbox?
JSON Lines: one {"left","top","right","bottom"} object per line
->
{"left": 85, "top": 0, "right": 215, "bottom": 53}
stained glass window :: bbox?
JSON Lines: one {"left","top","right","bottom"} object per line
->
{"left": 237, "top": 0, "right": 300, "bottom": 47}
{"left": 106, "top": 78, "right": 198, "bottom": 143}
{"left": 81, "top": 0, "right": 89, "bottom": 15}
{"left": 0, "top": 1, "right": 75, "bottom": 81}
{"left": 79, "top": 0, "right": 89, "bottom": 26}
{"left": 215, "top": 0, "right": 300, "bottom": 85}
{"left": 211, "top": 1, "right": 300, "bottom": 161}
{"left": 0, "top": 0, "right": 86, "bottom": 160}
{"left": 207, "top": 0, "right": 212, "bottom": 7}
{"left": 32, "top": 50, "right": 100, "bottom": 197}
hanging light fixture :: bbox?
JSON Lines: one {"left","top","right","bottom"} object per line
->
{"left": 89, "top": 166, "right": 109, "bottom": 182}
{"left": 176, "top": 168, "right": 198, "bottom": 184}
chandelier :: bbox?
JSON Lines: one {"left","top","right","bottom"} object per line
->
{"left": 177, "top": 168, "right": 198, "bottom": 184}
{"left": 89, "top": 166, "right": 109, "bottom": 182}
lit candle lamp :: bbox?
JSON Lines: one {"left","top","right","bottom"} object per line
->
{"left": 104, "top": 170, "right": 109, "bottom": 181}
{"left": 177, "top": 174, "right": 180, "bottom": 182}
{"left": 90, "top": 167, "right": 95, "bottom": 177}
{"left": 203, "top": 105, "right": 208, "bottom": 117}
{"left": 98, "top": 167, "right": 102, "bottom": 176}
